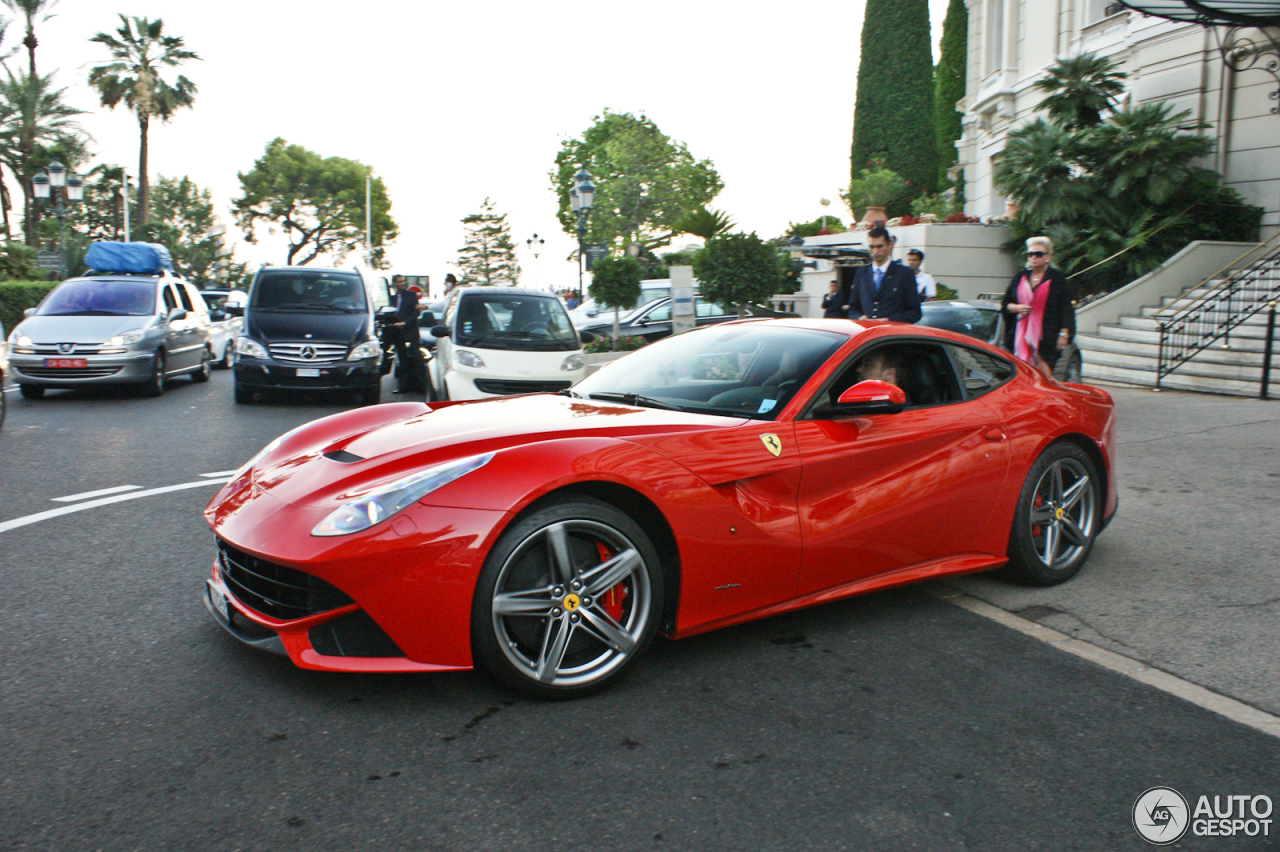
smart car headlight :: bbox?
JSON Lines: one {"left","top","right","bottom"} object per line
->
{"left": 561, "top": 354, "right": 585, "bottom": 372}
{"left": 236, "top": 336, "right": 268, "bottom": 359}
{"left": 454, "top": 349, "right": 485, "bottom": 369}
{"left": 348, "top": 338, "right": 381, "bottom": 361}
{"left": 104, "top": 330, "right": 144, "bottom": 347}
{"left": 311, "top": 452, "right": 495, "bottom": 537}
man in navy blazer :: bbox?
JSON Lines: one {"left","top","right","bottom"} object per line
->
{"left": 847, "top": 227, "right": 922, "bottom": 324}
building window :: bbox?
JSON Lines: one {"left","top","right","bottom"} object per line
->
{"left": 1083, "top": 0, "right": 1115, "bottom": 25}
{"left": 985, "top": 0, "right": 1005, "bottom": 74}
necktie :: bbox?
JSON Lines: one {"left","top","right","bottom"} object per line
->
{"left": 873, "top": 267, "right": 884, "bottom": 292}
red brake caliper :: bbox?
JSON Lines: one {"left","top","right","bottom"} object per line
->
{"left": 596, "top": 543, "right": 628, "bottom": 621}
{"left": 1031, "top": 495, "right": 1043, "bottom": 537}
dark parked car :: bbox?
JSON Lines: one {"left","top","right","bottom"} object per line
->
{"left": 917, "top": 299, "right": 1081, "bottom": 383}
{"left": 578, "top": 297, "right": 793, "bottom": 344}
{"left": 230, "top": 267, "right": 383, "bottom": 405}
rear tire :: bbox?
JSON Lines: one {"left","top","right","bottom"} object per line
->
{"left": 142, "top": 352, "right": 165, "bottom": 397}
{"left": 219, "top": 343, "right": 236, "bottom": 370}
{"left": 191, "top": 348, "right": 212, "bottom": 383}
{"left": 1003, "top": 442, "right": 1101, "bottom": 586}
{"left": 19, "top": 384, "right": 44, "bottom": 399}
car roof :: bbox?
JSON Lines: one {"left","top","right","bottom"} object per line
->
{"left": 924, "top": 299, "right": 1000, "bottom": 310}
{"left": 458, "top": 286, "right": 555, "bottom": 297}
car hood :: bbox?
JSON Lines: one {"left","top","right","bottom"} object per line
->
{"left": 247, "top": 310, "right": 370, "bottom": 346}
{"left": 243, "top": 394, "right": 746, "bottom": 509}
{"left": 16, "top": 315, "right": 153, "bottom": 344}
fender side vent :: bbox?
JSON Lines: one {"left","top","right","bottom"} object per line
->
{"left": 323, "top": 450, "right": 365, "bottom": 464}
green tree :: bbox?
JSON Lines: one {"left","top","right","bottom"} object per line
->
{"left": 88, "top": 14, "right": 199, "bottom": 228}
{"left": 552, "top": 110, "right": 723, "bottom": 253}
{"left": 0, "top": 68, "right": 85, "bottom": 244}
{"left": 1, "top": 0, "right": 59, "bottom": 78}
{"left": 457, "top": 197, "right": 519, "bottom": 286}
{"left": 588, "top": 254, "right": 643, "bottom": 348}
{"left": 1032, "top": 52, "right": 1126, "bottom": 130}
{"left": 934, "top": 0, "right": 967, "bottom": 186}
{"left": 694, "top": 233, "right": 785, "bottom": 318}
{"left": 136, "top": 175, "right": 225, "bottom": 283}
{"left": 674, "top": 207, "right": 734, "bottom": 242}
{"left": 0, "top": 239, "right": 37, "bottom": 279}
{"left": 851, "top": 0, "right": 937, "bottom": 209}
{"left": 233, "top": 137, "right": 397, "bottom": 267}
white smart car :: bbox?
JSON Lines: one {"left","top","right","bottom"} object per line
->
{"left": 427, "top": 287, "right": 589, "bottom": 400}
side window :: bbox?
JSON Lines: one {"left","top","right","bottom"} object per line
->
{"left": 162, "top": 285, "right": 178, "bottom": 313}
{"left": 180, "top": 284, "right": 203, "bottom": 314}
{"left": 645, "top": 303, "right": 671, "bottom": 323}
{"left": 948, "top": 345, "right": 1016, "bottom": 398}
{"left": 695, "top": 300, "right": 727, "bottom": 318}
{"left": 821, "top": 341, "right": 962, "bottom": 411}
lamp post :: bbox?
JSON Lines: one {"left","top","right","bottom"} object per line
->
{"left": 571, "top": 168, "right": 595, "bottom": 303}
{"left": 526, "top": 232, "right": 545, "bottom": 289}
{"left": 33, "top": 160, "right": 83, "bottom": 280}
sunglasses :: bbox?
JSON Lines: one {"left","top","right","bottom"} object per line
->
{"left": 1027, "top": 251, "right": 1048, "bottom": 258}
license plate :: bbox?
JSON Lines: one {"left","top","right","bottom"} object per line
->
{"left": 209, "top": 585, "right": 229, "bottom": 621}
{"left": 296, "top": 368, "right": 321, "bottom": 377}
{"left": 44, "top": 358, "right": 87, "bottom": 368}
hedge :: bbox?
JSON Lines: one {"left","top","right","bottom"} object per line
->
{"left": 0, "top": 280, "right": 59, "bottom": 334}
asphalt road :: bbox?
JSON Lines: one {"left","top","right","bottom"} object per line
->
{"left": 1, "top": 373, "right": 1277, "bottom": 851}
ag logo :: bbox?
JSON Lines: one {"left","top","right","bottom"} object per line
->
{"left": 760, "top": 434, "right": 782, "bottom": 458}
{"left": 1133, "top": 787, "right": 1189, "bottom": 845}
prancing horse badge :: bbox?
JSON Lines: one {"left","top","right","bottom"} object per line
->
{"left": 760, "top": 434, "right": 782, "bottom": 457}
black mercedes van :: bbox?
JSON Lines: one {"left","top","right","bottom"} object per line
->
{"left": 230, "top": 267, "right": 383, "bottom": 404}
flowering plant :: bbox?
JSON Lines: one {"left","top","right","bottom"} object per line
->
{"left": 841, "top": 159, "right": 907, "bottom": 217}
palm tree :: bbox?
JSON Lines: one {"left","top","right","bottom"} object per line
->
{"left": 1, "top": 0, "right": 60, "bottom": 78}
{"left": 1032, "top": 53, "right": 1127, "bottom": 130}
{"left": 0, "top": 68, "right": 84, "bottom": 243}
{"left": 674, "top": 207, "right": 735, "bottom": 242}
{"left": 87, "top": 15, "right": 199, "bottom": 228}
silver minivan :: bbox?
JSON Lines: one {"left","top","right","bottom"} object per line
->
{"left": 7, "top": 273, "right": 213, "bottom": 398}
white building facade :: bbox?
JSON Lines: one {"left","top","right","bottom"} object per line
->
{"left": 957, "top": 0, "right": 1280, "bottom": 237}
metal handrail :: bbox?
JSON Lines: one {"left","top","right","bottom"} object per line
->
{"left": 1155, "top": 231, "right": 1280, "bottom": 394}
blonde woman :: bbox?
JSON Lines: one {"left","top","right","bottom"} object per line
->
{"left": 1001, "top": 236, "right": 1075, "bottom": 376}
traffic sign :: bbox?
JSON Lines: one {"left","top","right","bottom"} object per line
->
{"left": 35, "top": 250, "right": 60, "bottom": 271}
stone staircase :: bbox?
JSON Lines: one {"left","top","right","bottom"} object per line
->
{"left": 1078, "top": 284, "right": 1279, "bottom": 396}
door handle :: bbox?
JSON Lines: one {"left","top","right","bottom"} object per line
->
{"left": 984, "top": 427, "right": 1006, "bottom": 442}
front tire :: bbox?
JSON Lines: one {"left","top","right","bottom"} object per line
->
{"left": 471, "top": 497, "right": 664, "bottom": 699}
{"left": 234, "top": 381, "right": 253, "bottom": 404}
{"left": 19, "top": 384, "right": 44, "bottom": 399}
{"left": 1004, "top": 442, "right": 1101, "bottom": 586}
{"left": 360, "top": 382, "right": 381, "bottom": 406}
{"left": 142, "top": 352, "right": 165, "bottom": 397}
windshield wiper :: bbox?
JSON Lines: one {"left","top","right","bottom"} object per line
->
{"left": 47, "top": 310, "right": 122, "bottom": 316}
{"left": 587, "top": 392, "right": 683, "bottom": 412}
{"left": 558, "top": 388, "right": 583, "bottom": 398}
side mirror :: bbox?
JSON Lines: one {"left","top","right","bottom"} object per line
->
{"left": 24, "top": 307, "right": 36, "bottom": 318}
{"left": 430, "top": 325, "right": 450, "bottom": 339}
{"left": 376, "top": 305, "right": 397, "bottom": 318}
{"left": 578, "top": 330, "right": 596, "bottom": 344}
{"left": 816, "top": 380, "right": 906, "bottom": 418}
{"left": 223, "top": 303, "right": 244, "bottom": 317}
{"left": 167, "top": 308, "right": 188, "bottom": 322}
{"left": 420, "top": 311, "right": 436, "bottom": 326}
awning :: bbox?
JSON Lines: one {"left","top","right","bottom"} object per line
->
{"left": 1115, "top": 1, "right": 1280, "bottom": 26}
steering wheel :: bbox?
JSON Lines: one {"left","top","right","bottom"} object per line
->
{"left": 518, "top": 323, "right": 550, "bottom": 336}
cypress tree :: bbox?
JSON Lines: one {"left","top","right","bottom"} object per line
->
{"left": 935, "top": 0, "right": 968, "bottom": 187}
{"left": 851, "top": 0, "right": 938, "bottom": 209}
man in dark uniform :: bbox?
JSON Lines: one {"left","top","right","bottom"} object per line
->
{"left": 847, "top": 227, "right": 922, "bottom": 324}
{"left": 390, "top": 274, "right": 423, "bottom": 394}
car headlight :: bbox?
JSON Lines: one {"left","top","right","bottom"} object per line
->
{"left": 348, "top": 338, "right": 381, "bottom": 360}
{"left": 236, "top": 336, "right": 268, "bottom": 359}
{"left": 312, "top": 452, "right": 495, "bottom": 537}
{"left": 561, "top": 354, "right": 585, "bottom": 372}
{"left": 9, "top": 331, "right": 32, "bottom": 347}
{"left": 104, "top": 330, "right": 145, "bottom": 347}
{"left": 454, "top": 349, "right": 485, "bottom": 369}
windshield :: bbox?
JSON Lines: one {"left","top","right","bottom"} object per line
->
{"left": 456, "top": 294, "right": 580, "bottom": 351}
{"left": 573, "top": 324, "right": 845, "bottom": 420}
{"left": 918, "top": 303, "right": 1000, "bottom": 342}
{"left": 38, "top": 278, "right": 157, "bottom": 316}
{"left": 251, "top": 271, "right": 368, "bottom": 312}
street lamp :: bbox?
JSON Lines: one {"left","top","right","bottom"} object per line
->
{"left": 526, "top": 232, "right": 545, "bottom": 289}
{"left": 571, "top": 168, "right": 595, "bottom": 303}
{"left": 32, "top": 160, "right": 82, "bottom": 280}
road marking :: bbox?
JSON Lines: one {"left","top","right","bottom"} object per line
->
{"left": 0, "top": 479, "right": 228, "bottom": 535}
{"left": 51, "top": 484, "right": 143, "bottom": 503}
{"left": 200, "top": 470, "right": 241, "bottom": 478}
{"left": 923, "top": 583, "right": 1280, "bottom": 740}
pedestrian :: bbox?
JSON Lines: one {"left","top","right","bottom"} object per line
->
{"left": 443, "top": 273, "right": 458, "bottom": 298}
{"left": 821, "top": 280, "right": 846, "bottom": 318}
{"left": 904, "top": 249, "right": 937, "bottom": 302}
{"left": 847, "top": 227, "right": 922, "bottom": 324}
{"left": 390, "top": 274, "right": 424, "bottom": 394}
{"left": 1001, "top": 236, "right": 1075, "bottom": 377}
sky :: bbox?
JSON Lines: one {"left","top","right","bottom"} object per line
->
{"left": 27, "top": 0, "right": 952, "bottom": 295}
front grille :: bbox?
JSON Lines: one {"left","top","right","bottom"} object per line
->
{"left": 474, "top": 379, "right": 571, "bottom": 395}
{"left": 268, "top": 342, "right": 347, "bottom": 364}
{"left": 217, "top": 539, "right": 352, "bottom": 620}
{"left": 20, "top": 366, "right": 123, "bottom": 379}
{"left": 31, "top": 345, "right": 107, "bottom": 356}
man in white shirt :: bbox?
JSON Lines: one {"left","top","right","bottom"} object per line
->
{"left": 905, "top": 249, "right": 936, "bottom": 301}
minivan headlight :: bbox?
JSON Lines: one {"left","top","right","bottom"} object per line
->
{"left": 9, "top": 331, "right": 32, "bottom": 347}
{"left": 312, "top": 453, "right": 495, "bottom": 537}
{"left": 561, "top": 354, "right": 585, "bottom": 372}
{"left": 348, "top": 338, "right": 381, "bottom": 361}
{"left": 454, "top": 350, "right": 485, "bottom": 369}
{"left": 236, "top": 336, "right": 268, "bottom": 359}
{"left": 104, "top": 330, "right": 145, "bottom": 347}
